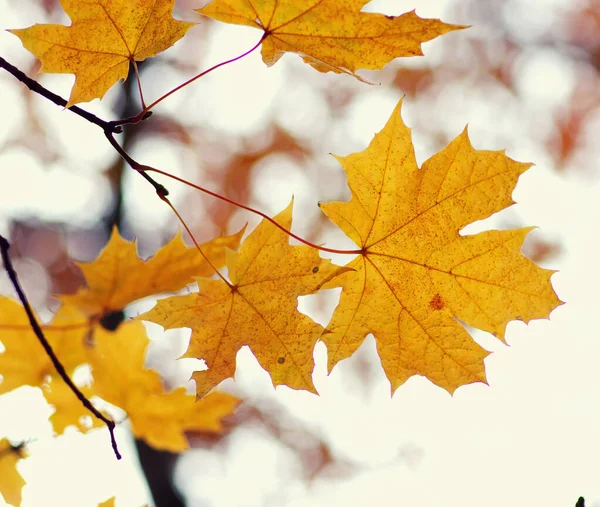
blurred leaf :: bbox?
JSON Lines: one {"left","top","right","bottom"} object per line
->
{"left": 88, "top": 321, "right": 239, "bottom": 452}
{"left": 0, "top": 439, "right": 26, "bottom": 507}
{"left": 60, "top": 226, "right": 245, "bottom": 319}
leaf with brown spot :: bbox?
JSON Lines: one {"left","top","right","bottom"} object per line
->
{"left": 320, "top": 100, "right": 563, "bottom": 393}
{"left": 139, "top": 201, "right": 350, "bottom": 397}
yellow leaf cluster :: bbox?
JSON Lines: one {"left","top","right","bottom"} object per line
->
{"left": 140, "top": 105, "right": 561, "bottom": 398}
{"left": 1, "top": 2, "right": 565, "bottom": 501}
{"left": 0, "top": 228, "right": 242, "bottom": 472}
{"left": 10, "top": 0, "right": 460, "bottom": 104}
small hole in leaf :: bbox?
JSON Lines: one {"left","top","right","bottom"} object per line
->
{"left": 278, "top": 357, "right": 285, "bottom": 364}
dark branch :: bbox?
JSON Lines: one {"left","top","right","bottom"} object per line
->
{"left": 0, "top": 55, "right": 168, "bottom": 197}
{"left": 103, "top": 131, "right": 169, "bottom": 197}
{"left": 0, "top": 56, "right": 121, "bottom": 133}
{"left": 0, "top": 235, "right": 121, "bottom": 460}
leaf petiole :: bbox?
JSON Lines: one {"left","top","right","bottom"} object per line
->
{"left": 134, "top": 34, "right": 266, "bottom": 120}
{"left": 158, "top": 193, "right": 234, "bottom": 289}
{"left": 131, "top": 60, "right": 147, "bottom": 109}
{"left": 143, "top": 166, "right": 363, "bottom": 256}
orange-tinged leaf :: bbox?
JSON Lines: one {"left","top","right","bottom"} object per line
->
{"left": 60, "top": 226, "right": 245, "bottom": 319}
{"left": 0, "top": 439, "right": 26, "bottom": 507}
{"left": 140, "top": 201, "right": 349, "bottom": 397}
{"left": 320, "top": 100, "right": 563, "bottom": 394}
{"left": 0, "top": 298, "right": 89, "bottom": 394}
{"left": 88, "top": 321, "right": 239, "bottom": 451}
{"left": 198, "top": 0, "right": 462, "bottom": 80}
{"left": 10, "top": 0, "right": 194, "bottom": 105}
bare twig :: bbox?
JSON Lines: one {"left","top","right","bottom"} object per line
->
{"left": 0, "top": 55, "right": 167, "bottom": 196}
{"left": 0, "top": 56, "right": 121, "bottom": 133}
{"left": 0, "top": 235, "right": 121, "bottom": 460}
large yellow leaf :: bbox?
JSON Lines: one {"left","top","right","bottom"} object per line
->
{"left": 88, "top": 321, "right": 239, "bottom": 452}
{"left": 140, "top": 202, "right": 349, "bottom": 397}
{"left": 10, "top": 0, "right": 194, "bottom": 105}
{"left": 60, "top": 226, "right": 245, "bottom": 319}
{"left": 320, "top": 100, "right": 563, "bottom": 394}
{"left": 198, "top": 0, "right": 461, "bottom": 79}
{"left": 0, "top": 439, "right": 26, "bottom": 507}
{"left": 0, "top": 298, "right": 89, "bottom": 395}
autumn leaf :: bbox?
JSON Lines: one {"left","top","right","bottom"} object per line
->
{"left": 60, "top": 226, "right": 245, "bottom": 319}
{"left": 10, "top": 0, "right": 194, "bottom": 105}
{"left": 0, "top": 439, "right": 26, "bottom": 507}
{"left": 0, "top": 298, "right": 89, "bottom": 395}
{"left": 198, "top": 0, "right": 462, "bottom": 80}
{"left": 88, "top": 321, "right": 239, "bottom": 452}
{"left": 140, "top": 201, "right": 349, "bottom": 397}
{"left": 43, "top": 380, "right": 103, "bottom": 435}
{"left": 319, "top": 100, "right": 563, "bottom": 393}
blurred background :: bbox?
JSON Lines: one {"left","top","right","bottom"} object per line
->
{"left": 0, "top": 0, "right": 599, "bottom": 505}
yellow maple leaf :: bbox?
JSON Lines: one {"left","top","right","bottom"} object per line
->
{"left": 140, "top": 201, "right": 349, "bottom": 397}
{"left": 88, "top": 321, "right": 239, "bottom": 452}
{"left": 43, "top": 380, "right": 103, "bottom": 435}
{"left": 0, "top": 439, "right": 26, "bottom": 507}
{"left": 10, "top": 0, "right": 194, "bottom": 105}
{"left": 198, "top": 0, "right": 462, "bottom": 80}
{"left": 319, "top": 100, "right": 563, "bottom": 394}
{"left": 60, "top": 226, "right": 245, "bottom": 320}
{"left": 0, "top": 298, "right": 89, "bottom": 395}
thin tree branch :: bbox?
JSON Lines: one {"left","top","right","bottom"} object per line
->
{"left": 0, "top": 56, "right": 121, "bottom": 133}
{"left": 103, "top": 132, "right": 169, "bottom": 197}
{"left": 0, "top": 235, "right": 122, "bottom": 460}
{"left": 0, "top": 55, "right": 167, "bottom": 197}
